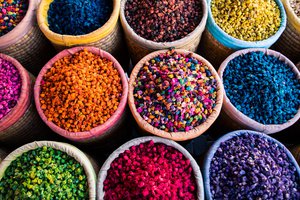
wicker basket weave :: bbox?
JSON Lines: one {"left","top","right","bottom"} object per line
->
{"left": 0, "top": 54, "right": 49, "bottom": 145}
{"left": 0, "top": 0, "right": 55, "bottom": 75}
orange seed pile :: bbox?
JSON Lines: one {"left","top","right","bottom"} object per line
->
{"left": 39, "top": 49, "right": 122, "bottom": 132}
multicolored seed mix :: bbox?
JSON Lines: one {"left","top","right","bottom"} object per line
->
{"left": 125, "top": 0, "right": 202, "bottom": 42}
{"left": 133, "top": 50, "right": 218, "bottom": 132}
{"left": 39, "top": 49, "right": 122, "bottom": 132}
{"left": 0, "top": 146, "right": 88, "bottom": 199}
{"left": 0, "top": 0, "right": 28, "bottom": 36}
{"left": 223, "top": 51, "right": 300, "bottom": 125}
{"left": 209, "top": 133, "right": 300, "bottom": 199}
{"left": 211, "top": 0, "right": 281, "bottom": 41}
{"left": 48, "top": 0, "right": 112, "bottom": 35}
{"left": 0, "top": 57, "right": 21, "bottom": 120}
{"left": 104, "top": 140, "right": 197, "bottom": 199}
{"left": 290, "top": 0, "right": 300, "bottom": 17}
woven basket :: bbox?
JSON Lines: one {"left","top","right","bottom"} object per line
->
{"left": 218, "top": 48, "right": 300, "bottom": 134}
{"left": 37, "top": 0, "right": 126, "bottom": 63}
{"left": 297, "top": 62, "right": 300, "bottom": 70}
{"left": 272, "top": 0, "right": 300, "bottom": 63}
{"left": 0, "top": 53, "right": 49, "bottom": 145}
{"left": 0, "top": 141, "right": 97, "bottom": 199}
{"left": 97, "top": 136, "right": 205, "bottom": 200}
{"left": 120, "top": 0, "right": 208, "bottom": 65}
{"left": 291, "top": 145, "right": 300, "bottom": 166}
{"left": 0, "top": 0, "right": 55, "bottom": 75}
{"left": 34, "top": 47, "right": 128, "bottom": 145}
{"left": 199, "top": 0, "right": 287, "bottom": 69}
{"left": 203, "top": 130, "right": 300, "bottom": 200}
{"left": 0, "top": 149, "right": 8, "bottom": 164}
{"left": 128, "top": 49, "right": 223, "bottom": 141}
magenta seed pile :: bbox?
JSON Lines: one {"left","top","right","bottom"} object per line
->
{"left": 125, "top": 0, "right": 202, "bottom": 42}
{"left": 0, "top": 0, "right": 28, "bottom": 36}
{"left": 104, "top": 140, "right": 197, "bottom": 199}
{"left": 0, "top": 57, "right": 22, "bottom": 120}
{"left": 133, "top": 50, "right": 218, "bottom": 132}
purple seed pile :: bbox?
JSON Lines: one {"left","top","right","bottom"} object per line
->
{"left": 210, "top": 133, "right": 300, "bottom": 199}
{"left": 133, "top": 50, "right": 218, "bottom": 132}
{"left": 0, "top": 57, "right": 22, "bottom": 120}
{"left": 125, "top": 0, "right": 202, "bottom": 42}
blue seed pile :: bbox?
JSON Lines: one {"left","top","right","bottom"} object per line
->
{"left": 210, "top": 133, "right": 300, "bottom": 199}
{"left": 47, "top": 0, "right": 112, "bottom": 35}
{"left": 223, "top": 51, "right": 300, "bottom": 124}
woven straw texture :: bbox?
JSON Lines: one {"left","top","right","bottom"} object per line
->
{"left": 0, "top": 141, "right": 97, "bottom": 199}
{"left": 198, "top": 29, "right": 235, "bottom": 69}
{"left": 0, "top": 0, "right": 55, "bottom": 75}
{"left": 128, "top": 49, "right": 223, "bottom": 141}
{"left": 272, "top": 0, "right": 300, "bottom": 63}
{"left": 203, "top": 130, "right": 300, "bottom": 200}
{"left": 218, "top": 48, "right": 300, "bottom": 134}
{"left": 97, "top": 136, "right": 205, "bottom": 200}
{"left": 34, "top": 47, "right": 128, "bottom": 144}
{"left": 120, "top": 0, "right": 208, "bottom": 65}
{"left": 0, "top": 54, "right": 48, "bottom": 145}
{"left": 37, "top": 0, "right": 125, "bottom": 62}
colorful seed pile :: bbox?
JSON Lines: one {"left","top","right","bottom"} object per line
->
{"left": 133, "top": 50, "right": 218, "bottom": 132}
{"left": 39, "top": 49, "right": 122, "bottom": 132}
{"left": 104, "top": 140, "right": 197, "bottom": 199}
{"left": 0, "top": 57, "right": 21, "bottom": 121}
{"left": 209, "top": 133, "right": 300, "bottom": 199}
{"left": 290, "top": 0, "right": 300, "bottom": 17}
{"left": 48, "top": 0, "right": 112, "bottom": 35}
{"left": 223, "top": 51, "right": 300, "bottom": 124}
{"left": 0, "top": 0, "right": 28, "bottom": 36}
{"left": 211, "top": 0, "right": 281, "bottom": 41}
{"left": 0, "top": 146, "right": 88, "bottom": 199}
{"left": 125, "top": 0, "right": 202, "bottom": 42}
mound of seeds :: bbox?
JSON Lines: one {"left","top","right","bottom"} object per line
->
{"left": 0, "top": 57, "right": 21, "bottom": 120}
{"left": 209, "top": 132, "right": 300, "bottom": 199}
{"left": 0, "top": 146, "right": 88, "bottom": 199}
{"left": 48, "top": 0, "right": 112, "bottom": 35}
{"left": 39, "top": 49, "right": 122, "bottom": 132}
{"left": 0, "top": 0, "right": 28, "bottom": 36}
{"left": 223, "top": 51, "right": 300, "bottom": 125}
{"left": 125, "top": 0, "right": 202, "bottom": 42}
{"left": 211, "top": 0, "right": 281, "bottom": 41}
{"left": 104, "top": 140, "right": 197, "bottom": 199}
{"left": 290, "top": 0, "right": 300, "bottom": 17}
{"left": 133, "top": 50, "right": 218, "bottom": 132}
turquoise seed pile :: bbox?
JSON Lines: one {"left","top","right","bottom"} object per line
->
{"left": 133, "top": 50, "right": 218, "bottom": 132}
{"left": 0, "top": 146, "right": 88, "bottom": 199}
{"left": 0, "top": 0, "right": 28, "bottom": 36}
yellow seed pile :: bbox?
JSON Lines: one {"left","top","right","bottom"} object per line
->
{"left": 211, "top": 0, "right": 281, "bottom": 41}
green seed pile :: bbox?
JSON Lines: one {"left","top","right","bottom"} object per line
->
{"left": 211, "top": 0, "right": 281, "bottom": 41}
{"left": 290, "top": 0, "right": 300, "bottom": 17}
{"left": 0, "top": 146, "right": 88, "bottom": 199}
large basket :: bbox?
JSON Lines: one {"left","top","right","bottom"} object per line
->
{"left": 128, "top": 49, "right": 223, "bottom": 141}
{"left": 120, "top": 0, "right": 208, "bottom": 65}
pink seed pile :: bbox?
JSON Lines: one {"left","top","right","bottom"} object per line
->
{"left": 0, "top": 57, "right": 21, "bottom": 120}
{"left": 103, "top": 140, "right": 197, "bottom": 200}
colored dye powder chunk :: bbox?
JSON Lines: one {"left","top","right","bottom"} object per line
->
{"left": 209, "top": 133, "right": 300, "bottom": 199}
{"left": 48, "top": 0, "right": 112, "bottom": 35}
{"left": 39, "top": 49, "right": 122, "bottom": 132}
{"left": 104, "top": 140, "right": 197, "bottom": 199}
{"left": 0, "top": 57, "right": 21, "bottom": 120}
{"left": 223, "top": 51, "right": 300, "bottom": 125}
{"left": 290, "top": 0, "right": 300, "bottom": 17}
{"left": 133, "top": 50, "right": 218, "bottom": 132}
{"left": 0, "top": 0, "right": 28, "bottom": 36}
{"left": 0, "top": 146, "right": 88, "bottom": 199}
{"left": 125, "top": 0, "right": 202, "bottom": 42}
{"left": 211, "top": 0, "right": 281, "bottom": 41}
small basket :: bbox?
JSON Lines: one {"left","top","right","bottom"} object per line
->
{"left": 128, "top": 49, "right": 223, "bottom": 141}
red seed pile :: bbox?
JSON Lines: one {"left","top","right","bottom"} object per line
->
{"left": 125, "top": 0, "right": 202, "bottom": 42}
{"left": 103, "top": 140, "right": 197, "bottom": 200}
